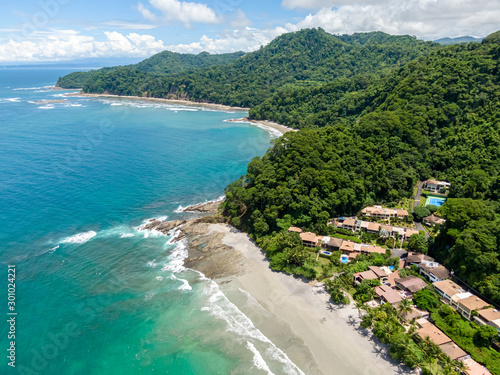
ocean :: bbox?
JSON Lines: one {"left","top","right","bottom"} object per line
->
{"left": 0, "top": 67, "right": 302, "bottom": 374}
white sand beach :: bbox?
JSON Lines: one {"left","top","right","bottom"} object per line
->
{"left": 205, "top": 223, "right": 410, "bottom": 375}
{"left": 71, "top": 92, "right": 250, "bottom": 112}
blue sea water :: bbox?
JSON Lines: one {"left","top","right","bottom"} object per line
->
{"left": 0, "top": 68, "right": 301, "bottom": 375}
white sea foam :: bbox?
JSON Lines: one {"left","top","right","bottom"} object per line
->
{"left": 120, "top": 233, "right": 134, "bottom": 238}
{"left": 13, "top": 86, "right": 53, "bottom": 91}
{"left": 0, "top": 97, "right": 21, "bottom": 104}
{"left": 161, "top": 238, "right": 188, "bottom": 273}
{"left": 61, "top": 231, "right": 97, "bottom": 244}
{"left": 134, "top": 216, "right": 169, "bottom": 237}
{"left": 174, "top": 195, "right": 225, "bottom": 213}
{"left": 147, "top": 259, "right": 158, "bottom": 268}
{"left": 156, "top": 276, "right": 164, "bottom": 281}
{"left": 38, "top": 106, "right": 55, "bottom": 110}
{"left": 201, "top": 281, "right": 305, "bottom": 375}
{"left": 171, "top": 274, "right": 192, "bottom": 291}
{"left": 223, "top": 119, "right": 283, "bottom": 138}
{"left": 247, "top": 342, "right": 275, "bottom": 375}
{"left": 145, "top": 291, "right": 156, "bottom": 301}
{"left": 48, "top": 245, "right": 59, "bottom": 253}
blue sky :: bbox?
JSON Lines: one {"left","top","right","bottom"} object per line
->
{"left": 0, "top": 0, "right": 499, "bottom": 63}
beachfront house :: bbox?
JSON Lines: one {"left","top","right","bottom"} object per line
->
{"left": 416, "top": 319, "right": 452, "bottom": 346}
{"left": 375, "top": 284, "right": 402, "bottom": 307}
{"left": 299, "top": 232, "right": 320, "bottom": 247}
{"left": 424, "top": 179, "right": 451, "bottom": 193}
{"left": 433, "top": 279, "right": 466, "bottom": 303}
{"left": 456, "top": 295, "right": 490, "bottom": 321}
{"left": 439, "top": 342, "right": 469, "bottom": 361}
{"left": 394, "top": 275, "right": 427, "bottom": 295}
{"left": 353, "top": 266, "right": 389, "bottom": 285}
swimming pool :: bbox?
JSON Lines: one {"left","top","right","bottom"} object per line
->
{"left": 321, "top": 251, "right": 332, "bottom": 256}
{"left": 426, "top": 196, "right": 446, "bottom": 207}
{"left": 340, "top": 254, "right": 349, "bottom": 264}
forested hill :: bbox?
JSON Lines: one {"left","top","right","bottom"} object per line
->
{"left": 250, "top": 37, "right": 500, "bottom": 131}
{"left": 56, "top": 50, "right": 244, "bottom": 89}
{"left": 57, "top": 28, "right": 437, "bottom": 107}
{"left": 222, "top": 31, "right": 500, "bottom": 302}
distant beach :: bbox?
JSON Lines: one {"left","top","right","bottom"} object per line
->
{"left": 68, "top": 92, "right": 250, "bottom": 112}
{"left": 64, "top": 91, "right": 296, "bottom": 135}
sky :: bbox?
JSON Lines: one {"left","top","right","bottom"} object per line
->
{"left": 0, "top": 0, "right": 499, "bottom": 63}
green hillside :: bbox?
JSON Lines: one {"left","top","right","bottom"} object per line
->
{"left": 56, "top": 50, "right": 244, "bottom": 89}
{"left": 223, "top": 31, "right": 500, "bottom": 305}
{"left": 57, "top": 28, "right": 438, "bottom": 107}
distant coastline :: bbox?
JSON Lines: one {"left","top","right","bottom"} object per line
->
{"left": 64, "top": 91, "right": 296, "bottom": 135}
{"left": 67, "top": 92, "right": 250, "bottom": 112}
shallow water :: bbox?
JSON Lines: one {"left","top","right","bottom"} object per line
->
{"left": 0, "top": 67, "right": 302, "bottom": 374}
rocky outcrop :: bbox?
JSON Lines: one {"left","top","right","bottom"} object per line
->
{"left": 140, "top": 215, "right": 244, "bottom": 279}
{"left": 182, "top": 200, "right": 222, "bottom": 213}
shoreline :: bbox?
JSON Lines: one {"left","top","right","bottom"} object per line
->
{"left": 225, "top": 117, "right": 297, "bottom": 135}
{"left": 63, "top": 91, "right": 296, "bottom": 135}
{"left": 69, "top": 92, "right": 250, "bottom": 112}
{"left": 144, "top": 215, "right": 409, "bottom": 374}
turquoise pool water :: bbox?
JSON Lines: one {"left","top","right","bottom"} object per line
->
{"left": 426, "top": 196, "right": 446, "bottom": 207}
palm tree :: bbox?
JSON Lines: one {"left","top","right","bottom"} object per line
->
{"left": 355, "top": 300, "right": 366, "bottom": 317}
{"left": 398, "top": 298, "right": 413, "bottom": 320}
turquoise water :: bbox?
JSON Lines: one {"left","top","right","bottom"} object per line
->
{"left": 0, "top": 68, "right": 301, "bottom": 374}
{"left": 426, "top": 196, "right": 446, "bottom": 207}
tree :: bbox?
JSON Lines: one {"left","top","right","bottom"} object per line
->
{"left": 397, "top": 298, "right": 413, "bottom": 319}
{"left": 413, "top": 206, "right": 431, "bottom": 222}
{"left": 473, "top": 324, "right": 497, "bottom": 347}
{"left": 408, "top": 234, "right": 428, "bottom": 254}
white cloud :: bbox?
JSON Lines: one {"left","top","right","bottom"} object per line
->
{"left": 0, "top": 30, "right": 168, "bottom": 62}
{"left": 137, "top": 2, "right": 157, "bottom": 21}
{"left": 138, "top": 0, "right": 219, "bottom": 26}
{"left": 283, "top": 0, "right": 500, "bottom": 39}
{"left": 164, "top": 26, "right": 286, "bottom": 54}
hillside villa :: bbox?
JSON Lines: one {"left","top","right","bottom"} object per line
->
{"left": 361, "top": 206, "right": 409, "bottom": 221}
{"left": 424, "top": 179, "right": 451, "bottom": 194}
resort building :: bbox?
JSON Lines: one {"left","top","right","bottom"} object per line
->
{"left": 375, "top": 284, "right": 402, "bottom": 306}
{"left": 361, "top": 206, "right": 409, "bottom": 221}
{"left": 419, "top": 264, "right": 450, "bottom": 283}
{"left": 461, "top": 358, "right": 492, "bottom": 375}
{"left": 341, "top": 218, "right": 359, "bottom": 232}
{"left": 416, "top": 320, "right": 452, "bottom": 346}
{"left": 299, "top": 232, "right": 320, "bottom": 247}
{"left": 476, "top": 308, "right": 500, "bottom": 331}
{"left": 424, "top": 179, "right": 451, "bottom": 193}
{"left": 394, "top": 275, "right": 428, "bottom": 294}
{"left": 439, "top": 342, "right": 468, "bottom": 361}
{"left": 324, "top": 237, "right": 344, "bottom": 251}
{"left": 353, "top": 266, "right": 389, "bottom": 285}
{"left": 423, "top": 214, "right": 446, "bottom": 226}
{"left": 433, "top": 279, "right": 466, "bottom": 303}
{"left": 405, "top": 252, "right": 435, "bottom": 267}
{"left": 288, "top": 226, "right": 303, "bottom": 234}
{"left": 456, "top": 295, "right": 490, "bottom": 321}
{"left": 404, "top": 228, "right": 420, "bottom": 240}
